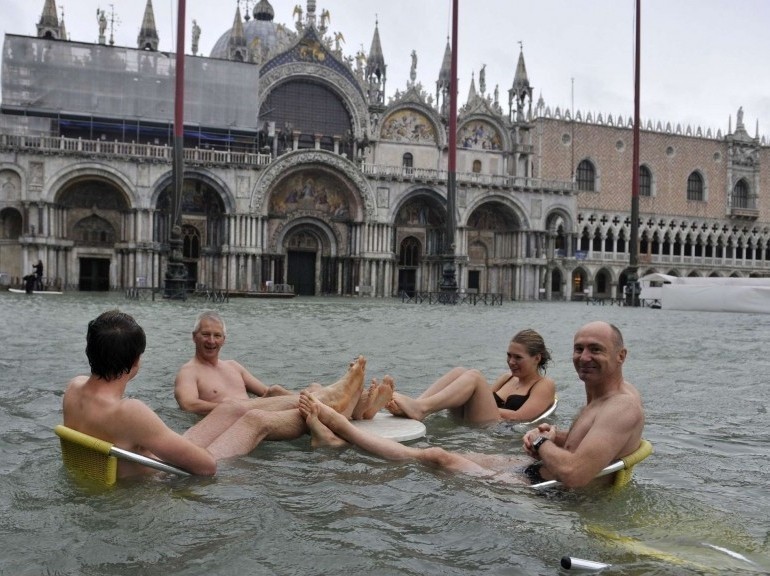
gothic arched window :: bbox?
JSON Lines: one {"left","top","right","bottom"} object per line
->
{"left": 576, "top": 160, "right": 596, "bottom": 191}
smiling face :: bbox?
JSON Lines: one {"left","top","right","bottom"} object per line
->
{"left": 506, "top": 341, "right": 541, "bottom": 379}
{"left": 572, "top": 322, "right": 626, "bottom": 386}
{"left": 193, "top": 317, "right": 226, "bottom": 363}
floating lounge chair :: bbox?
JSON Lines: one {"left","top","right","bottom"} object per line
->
{"left": 530, "top": 439, "right": 653, "bottom": 490}
{"left": 54, "top": 425, "right": 190, "bottom": 486}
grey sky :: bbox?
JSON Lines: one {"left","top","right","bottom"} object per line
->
{"left": 3, "top": 0, "right": 770, "bottom": 138}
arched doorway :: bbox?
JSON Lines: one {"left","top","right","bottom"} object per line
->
{"left": 397, "top": 236, "right": 421, "bottom": 296}
{"left": 286, "top": 229, "right": 321, "bottom": 296}
{"left": 156, "top": 180, "right": 226, "bottom": 290}
{"left": 58, "top": 178, "right": 130, "bottom": 291}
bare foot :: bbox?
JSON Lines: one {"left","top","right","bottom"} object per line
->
{"left": 362, "top": 375, "right": 395, "bottom": 419}
{"left": 351, "top": 378, "right": 377, "bottom": 420}
{"left": 315, "top": 355, "right": 366, "bottom": 417}
{"left": 386, "top": 391, "right": 426, "bottom": 421}
{"left": 299, "top": 391, "right": 347, "bottom": 448}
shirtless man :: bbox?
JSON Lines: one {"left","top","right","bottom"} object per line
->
{"left": 299, "top": 321, "right": 644, "bottom": 489}
{"left": 175, "top": 310, "right": 393, "bottom": 419}
{"left": 174, "top": 311, "right": 293, "bottom": 415}
{"left": 63, "top": 310, "right": 366, "bottom": 479}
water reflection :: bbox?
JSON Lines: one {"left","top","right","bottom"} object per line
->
{"left": 0, "top": 292, "right": 768, "bottom": 574}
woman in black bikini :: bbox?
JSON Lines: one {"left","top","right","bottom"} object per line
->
{"left": 387, "top": 329, "right": 556, "bottom": 425}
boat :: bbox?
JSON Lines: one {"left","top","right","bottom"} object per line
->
{"left": 8, "top": 287, "right": 63, "bottom": 295}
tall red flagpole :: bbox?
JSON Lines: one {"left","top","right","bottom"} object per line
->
{"left": 627, "top": 0, "right": 641, "bottom": 306}
{"left": 165, "top": 0, "right": 188, "bottom": 299}
{"left": 440, "top": 0, "right": 459, "bottom": 294}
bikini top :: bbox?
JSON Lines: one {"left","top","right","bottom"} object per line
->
{"left": 493, "top": 376, "right": 542, "bottom": 411}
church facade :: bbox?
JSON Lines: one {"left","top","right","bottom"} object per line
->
{"left": 1, "top": 0, "right": 768, "bottom": 299}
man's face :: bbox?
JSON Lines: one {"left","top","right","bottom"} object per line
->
{"left": 572, "top": 323, "right": 625, "bottom": 385}
{"left": 193, "top": 318, "right": 226, "bottom": 360}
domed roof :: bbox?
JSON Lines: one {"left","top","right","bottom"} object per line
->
{"left": 209, "top": 2, "right": 295, "bottom": 62}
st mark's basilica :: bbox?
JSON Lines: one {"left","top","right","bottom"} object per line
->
{"left": 1, "top": 0, "right": 768, "bottom": 298}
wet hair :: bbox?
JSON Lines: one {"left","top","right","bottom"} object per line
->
{"left": 86, "top": 310, "right": 146, "bottom": 381}
{"left": 511, "top": 328, "right": 552, "bottom": 373}
{"left": 193, "top": 310, "right": 226, "bottom": 336}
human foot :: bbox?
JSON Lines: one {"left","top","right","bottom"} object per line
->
{"left": 351, "top": 378, "right": 377, "bottom": 420}
{"left": 362, "top": 375, "right": 395, "bottom": 419}
{"left": 298, "top": 391, "right": 347, "bottom": 448}
{"left": 385, "top": 391, "right": 426, "bottom": 421}
{"left": 315, "top": 355, "right": 366, "bottom": 417}
{"left": 300, "top": 390, "right": 349, "bottom": 435}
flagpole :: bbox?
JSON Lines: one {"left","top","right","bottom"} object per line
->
{"left": 440, "top": 0, "right": 459, "bottom": 296}
{"left": 627, "top": 0, "right": 641, "bottom": 306}
{"left": 164, "top": 0, "right": 188, "bottom": 299}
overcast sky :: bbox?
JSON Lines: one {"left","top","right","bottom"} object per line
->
{"left": 3, "top": 0, "right": 770, "bottom": 139}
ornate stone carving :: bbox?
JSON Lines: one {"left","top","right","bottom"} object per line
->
{"left": 251, "top": 150, "right": 374, "bottom": 219}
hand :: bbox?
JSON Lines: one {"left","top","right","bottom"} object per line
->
{"left": 523, "top": 423, "right": 556, "bottom": 456}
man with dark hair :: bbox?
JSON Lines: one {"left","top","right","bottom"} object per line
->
{"left": 63, "top": 310, "right": 366, "bottom": 479}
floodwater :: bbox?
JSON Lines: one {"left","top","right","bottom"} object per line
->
{"left": 0, "top": 291, "right": 768, "bottom": 575}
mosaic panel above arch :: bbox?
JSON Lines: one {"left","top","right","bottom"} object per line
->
{"left": 380, "top": 109, "right": 437, "bottom": 144}
{"left": 156, "top": 181, "right": 225, "bottom": 216}
{"left": 57, "top": 180, "right": 130, "bottom": 211}
{"left": 467, "top": 201, "right": 521, "bottom": 231}
{"left": 395, "top": 196, "right": 446, "bottom": 226}
{"left": 458, "top": 120, "right": 502, "bottom": 151}
{"left": 269, "top": 170, "right": 355, "bottom": 221}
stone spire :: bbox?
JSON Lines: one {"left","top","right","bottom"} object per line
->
{"left": 137, "top": 0, "right": 159, "bottom": 51}
{"left": 467, "top": 71, "right": 477, "bottom": 102}
{"left": 436, "top": 37, "right": 452, "bottom": 114}
{"left": 508, "top": 46, "right": 533, "bottom": 121}
{"left": 37, "top": 0, "right": 60, "bottom": 40}
{"left": 228, "top": 5, "right": 249, "bottom": 62}
{"left": 59, "top": 7, "right": 68, "bottom": 40}
{"left": 365, "top": 19, "right": 386, "bottom": 104}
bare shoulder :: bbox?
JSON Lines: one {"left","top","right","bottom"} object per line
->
{"left": 65, "top": 374, "right": 89, "bottom": 390}
{"left": 601, "top": 383, "right": 644, "bottom": 427}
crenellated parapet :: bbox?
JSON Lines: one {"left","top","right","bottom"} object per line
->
{"left": 534, "top": 102, "right": 767, "bottom": 145}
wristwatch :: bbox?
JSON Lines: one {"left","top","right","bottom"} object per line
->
{"left": 532, "top": 435, "right": 549, "bottom": 454}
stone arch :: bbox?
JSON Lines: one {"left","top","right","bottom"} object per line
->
{"left": 593, "top": 267, "right": 615, "bottom": 297}
{"left": 252, "top": 150, "right": 374, "bottom": 219}
{"left": 258, "top": 64, "right": 369, "bottom": 141}
{"left": 151, "top": 169, "right": 236, "bottom": 215}
{"left": 571, "top": 266, "right": 590, "bottom": 297}
{"left": 72, "top": 214, "right": 116, "bottom": 247}
{"left": 458, "top": 117, "right": 506, "bottom": 151}
{"left": 272, "top": 216, "right": 342, "bottom": 257}
{"left": 267, "top": 167, "right": 363, "bottom": 224}
{"left": 48, "top": 163, "right": 136, "bottom": 207}
{"left": 393, "top": 188, "right": 448, "bottom": 258}
{"left": 0, "top": 207, "right": 23, "bottom": 239}
{"left": 463, "top": 194, "right": 529, "bottom": 229}
{"left": 380, "top": 107, "right": 441, "bottom": 146}
{"left": 56, "top": 175, "right": 131, "bottom": 241}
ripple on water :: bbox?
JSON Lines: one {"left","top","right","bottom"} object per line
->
{"left": 1, "top": 294, "right": 769, "bottom": 574}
